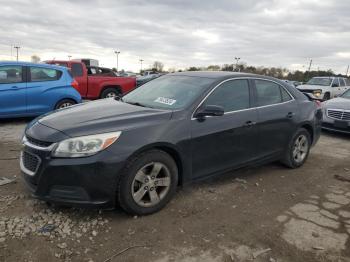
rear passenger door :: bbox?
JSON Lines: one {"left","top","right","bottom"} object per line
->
{"left": 253, "top": 79, "right": 298, "bottom": 159}
{"left": 26, "top": 66, "right": 62, "bottom": 114}
{"left": 0, "top": 65, "right": 27, "bottom": 117}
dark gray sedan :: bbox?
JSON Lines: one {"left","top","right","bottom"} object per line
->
{"left": 21, "top": 72, "right": 323, "bottom": 215}
{"left": 322, "top": 89, "right": 350, "bottom": 134}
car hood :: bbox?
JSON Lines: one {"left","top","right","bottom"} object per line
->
{"left": 323, "top": 97, "right": 350, "bottom": 110}
{"left": 297, "top": 84, "right": 326, "bottom": 90}
{"left": 36, "top": 99, "right": 173, "bottom": 138}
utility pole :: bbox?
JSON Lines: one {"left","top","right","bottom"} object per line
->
{"left": 234, "top": 57, "right": 240, "bottom": 72}
{"left": 139, "top": 59, "right": 144, "bottom": 73}
{"left": 114, "top": 51, "right": 120, "bottom": 72}
{"left": 14, "top": 46, "right": 20, "bottom": 61}
{"left": 308, "top": 59, "right": 313, "bottom": 72}
{"left": 68, "top": 55, "right": 72, "bottom": 60}
{"left": 346, "top": 65, "right": 349, "bottom": 76}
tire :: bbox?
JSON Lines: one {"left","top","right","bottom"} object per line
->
{"left": 117, "top": 150, "right": 178, "bottom": 215}
{"left": 55, "top": 99, "right": 76, "bottom": 110}
{"left": 100, "top": 88, "right": 120, "bottom": 99}
{"left": 323, "top": 92, "right": 330, "bottom": 100}
{"left": 281, "top": 128, "right": 311, "bottom": 168}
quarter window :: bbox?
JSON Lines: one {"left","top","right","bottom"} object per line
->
{"left": 0, "top": 66, "right": 23, "bottom": 84}
{"left": 71, "top": 63, "right": 83, "bottom": 77}
{"left": 345, "top": 78, "right": 350, "bottom": 86}
{"left": 30, "top": 67, "right": 61, "bottom": 82}
{"left": 255, "top": 80, "right": 291, "bottom": 106}
{"left": 203, "top": 80, "right": 250, "bottom": 112}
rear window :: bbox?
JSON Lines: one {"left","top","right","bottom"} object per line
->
{"left": 71, "top": 63, "right": 83, "bottom": 77}
{"left": 30, "top": 67, "right": 62, "bottom": 82}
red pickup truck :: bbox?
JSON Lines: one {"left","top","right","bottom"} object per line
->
{"left": 45, "top": 60, "right": 136, "bottom": 99}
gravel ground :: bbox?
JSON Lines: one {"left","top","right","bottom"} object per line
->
{"left": 0, "top": 119, "right": 349, "bottom": 262}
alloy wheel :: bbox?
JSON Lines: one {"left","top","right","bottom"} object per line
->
{"left": 106, "top": 92, "right": 117, "bottom": 98}
{"left": 292, "top": 134, "right": 309, "bottom": 163}
{"left": 58, "top": 102, "right": 73, "bottom": 109}
{"left": 131, "top": 162, "right": 171, "bottom": 207}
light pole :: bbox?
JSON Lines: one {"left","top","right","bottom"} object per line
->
{"left": 14, "top": 46, "right": 20, "bottom": 61}
{"left": 234, "top": 57, "right": 240, "bottom": 72}
{"left": 346, "top": 65, "right": 349, "bottom": 76}
{"left": 139, "top": 59, "right": 144, "bottom": 73}
{"left": 114, "top": 51, "right": 120, "bottom": 72}
{"left": 68, "top": 55, "right": 72, "bottom": 60}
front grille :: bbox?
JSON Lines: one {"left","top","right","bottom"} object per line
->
{"left": 26, "top": 136, "right": 53, "bottom": 147}
{"left": 22, "top": 151, "right": 40, "bottom": 174}
{"left": 327, "top": 109, "right": 350, "bottom": 121}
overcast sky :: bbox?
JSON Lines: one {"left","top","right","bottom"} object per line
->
{"left": 1, "top": 0, "right": 350, "bottom": 73}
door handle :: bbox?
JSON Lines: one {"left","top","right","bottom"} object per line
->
{"left": 244, "top": 120, "right": 256, "bottom": 127}
{"left": 286, "top": 112, "right": 295, "bottom": 118}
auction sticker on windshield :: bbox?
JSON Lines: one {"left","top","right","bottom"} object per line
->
{"left": 154, "top": 97, "right": 177, "bottom": 105}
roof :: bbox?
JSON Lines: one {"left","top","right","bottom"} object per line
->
{"left": 170, "top": 71, "right": 259, "bottom": 79}
{"left": 0, "top": 61, "right": 67, "bottom": 70}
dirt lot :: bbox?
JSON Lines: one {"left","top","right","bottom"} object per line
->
{"left": 0, "top": 119, "right": 349, "bottom": 262}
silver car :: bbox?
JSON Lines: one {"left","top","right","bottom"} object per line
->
{"left": 322, "top": 89, "right": 350, "bottom": 133}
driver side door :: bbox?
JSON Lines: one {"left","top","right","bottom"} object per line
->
{"left": 191, "top": 79, "right": 258, "bottom": 179}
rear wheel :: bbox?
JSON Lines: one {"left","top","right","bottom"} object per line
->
{"left": 117, "top": 150, "right": 178, "bottom": 215}
{"left": 100, "top": 88, "right": 120, "bottom": 99}
{"left": 282, "top": 128, "right": 311, "bottom": 168}
{"left": 55, "top": 99, "right": 76, "bottom": 110}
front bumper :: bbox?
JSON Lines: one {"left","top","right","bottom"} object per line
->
{"left": 20, "top": 141, "right": 128, "bottom": 209}
{"left": 322, "top": 115, "right": 350, "bottom": 134}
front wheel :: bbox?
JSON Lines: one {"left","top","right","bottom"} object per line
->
{"left": 117, "top": 150, "right": 178, "bottom": 215}
{"left": 281, "top": 128, "right": 311, "bottom": 168}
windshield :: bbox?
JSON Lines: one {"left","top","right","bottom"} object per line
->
{"left": 341, "top": 89, "right": 350, "bottom": 99}
{"left": 123, "top": 75, "right": 214, "bottom": 110}
{"left": 306, "top": 78, "right": 332, "bottom": 86}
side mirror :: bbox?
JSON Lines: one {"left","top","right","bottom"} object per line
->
{"left": 194, "top": 105, "right": 224, "bottom": 119}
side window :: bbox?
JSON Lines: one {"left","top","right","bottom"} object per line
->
{"left": 332, "top": 78, "right": 339, "bottom": 87}
{"left": 345, "top": 78, "right": 350, "bottom": 86}
{"left": 0, "top": 66, "right": 23, "bottom": 84}
{"left": 281, "top": 87, "right": 293, "bottom": 102}
{"left": 255, "top": 80, "right": 284, "bottom": 106}
{"left": 203, "top": 79, "right": 250, "bottom": 112}
{"left": 339, "top": 78, "right": 346, "bottom": 87}
{"left": 30, "top": 67, "right": 61, "bottom": 82}
{"left": 71, "top": 63, "right": 83, "bottom": 77}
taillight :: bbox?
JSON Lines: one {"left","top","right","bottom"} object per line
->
{"left": 71, "top": 80, "right": 79, "bottom": 89}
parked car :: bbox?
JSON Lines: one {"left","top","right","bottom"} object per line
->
{"left": 283, "top": 80, "right": 301, "bottom": 87}
{"left": 0, "top": 61, "right": 81, "bottom": 118}
{"left": 45, "top": 60, "right": 136, "bottom": 99}
{"left": 297, "top": 76, "right": 350, "bottom": 100}
{"left": 321, "top": 89, "right": 350, "bottom": 133}
{"left": 136, "top": 71, "right": 161, "bottom": 87}
{"left": 21, "top": 72, "right": 322, "bottom": 215}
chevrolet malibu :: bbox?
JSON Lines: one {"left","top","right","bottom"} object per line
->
{"left": 21, "top": 72, "right": 322, "bottom": 215}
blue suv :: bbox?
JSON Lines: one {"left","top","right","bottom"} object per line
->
{"left": 0, "top": 61, "right": 82, "bottom": 118}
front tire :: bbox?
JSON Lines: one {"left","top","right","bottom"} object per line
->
{"left": 117, "top": 150, "right": 178, "bottom": 215}
{"left": 282, "top": 128, "right": 311, "bottom": 168}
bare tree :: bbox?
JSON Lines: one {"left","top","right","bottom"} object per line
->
{"left": 152, "top": 61, "right": 164, "bottom": 72}
{"left": 31, "top": 55, "right": 41, "bottom": 63}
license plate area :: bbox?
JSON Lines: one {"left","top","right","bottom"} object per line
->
{"left": 334, "top": 120, "right": 348, "bottom": 129}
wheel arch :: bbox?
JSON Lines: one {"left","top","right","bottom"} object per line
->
{"left": 54, "top": 97, "right": 79, "bottom": 109}
{"left": 299, "top": 122, "right": 314, "bottom": 144}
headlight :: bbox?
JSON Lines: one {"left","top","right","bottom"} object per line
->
{"left": 313, "top": 90, "right": 322, "bottom": 97}
{"left": 52, "top": 131, "right": 122, "bottom": 158}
